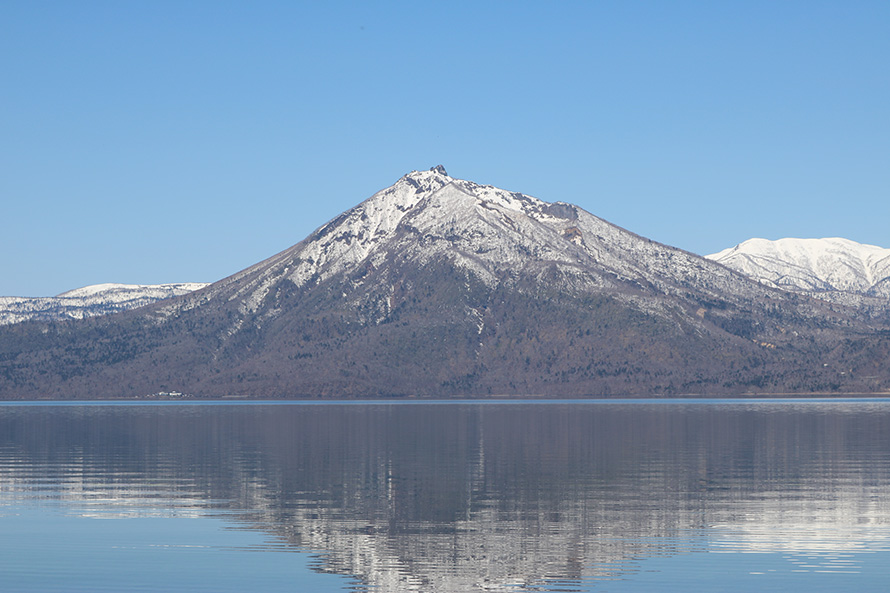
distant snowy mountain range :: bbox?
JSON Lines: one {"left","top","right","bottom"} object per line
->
{"left": 4, "top": 238, "right": 885, "bottom": 328}
{"left": 707, "top": 237, "right": 890, "bottom": 301}
{"left": 0, "top": 283, "right": 208, "bottom": 326}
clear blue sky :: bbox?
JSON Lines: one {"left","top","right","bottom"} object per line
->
{"left": 2, "top": 1, "right": 888, "bottom": 296}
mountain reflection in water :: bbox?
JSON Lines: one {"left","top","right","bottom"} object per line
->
{"left": 2, "top": 401, "right": 890, "bottom": 592}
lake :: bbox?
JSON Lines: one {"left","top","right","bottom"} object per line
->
{"left": 2, "top": 400, "right": 890, "bottom": 592}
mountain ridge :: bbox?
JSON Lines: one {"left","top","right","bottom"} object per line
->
{"left": 1, "top": 167, "right": 888, "bottom": 399}
{"left": 707, "top": 237, "right": 890, "bottom": 322}
{"left": 708, "top": 237, "right": 890, "bottom": 295}
{"left": 0, "top": 283, "right": 208, "bottom": 326}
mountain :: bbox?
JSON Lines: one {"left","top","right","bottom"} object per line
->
{"left": 1, "top": 167, "right": 889, "bottom": 399}
{"left": 707, "top": 238, "right": 890, "bottom": 319}
{"left": 707, "top": 237, "right": 890, "bottom": 295}
{"left": 0, "top": 283, "right": 209, "bottom": 326}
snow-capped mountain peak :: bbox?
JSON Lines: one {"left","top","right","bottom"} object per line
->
{"left": 707, "top": 237, "right": 890, "bottom": 296}
{"left": 226, "top": 166, "right": 579, "bottom": 305}
{"left": 283, "top": 167, "right": 453, "bottom": 287}
{"left": 202, "top": 166, "right": 770, "bottom": 324}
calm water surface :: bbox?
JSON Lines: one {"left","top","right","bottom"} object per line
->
{"left": 2, "top": 400, "right": 890, "bottom": 592}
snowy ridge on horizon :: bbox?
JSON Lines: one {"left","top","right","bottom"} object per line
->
{"left": 55, "top": 282, "right": 209, "bottom": 300}
{"left": 0, "top": 282, "right": 209, "bottom": 326}
{"left": 707, "top": 237, "right": 890, "bottom": 298}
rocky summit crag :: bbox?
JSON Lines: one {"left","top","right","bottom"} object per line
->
{"left": 2, "top": 167, "right": 889, "bottom": 399}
